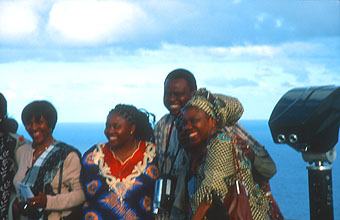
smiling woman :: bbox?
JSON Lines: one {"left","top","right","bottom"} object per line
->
{"left": 13, "top": 100, "right": 85, "bottom": 220}
{"left": 174, "top": 88, "right": 282, "bottom": 220}
{"left": 80, "top": 104, "right": 159, "bottom": 220}
{"left": 0, "top": 1, "right": 339, "bottom": 218}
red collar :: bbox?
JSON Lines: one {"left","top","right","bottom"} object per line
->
{"left": 102, "top": 141, "right": 147, "bottom": 179}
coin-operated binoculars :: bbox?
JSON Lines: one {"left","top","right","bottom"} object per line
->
{"left": 268, "top": 85, "right": 340, "bottom": 220}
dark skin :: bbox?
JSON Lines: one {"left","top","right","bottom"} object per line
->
{"left": 180, "top": 107, "right": 218, "bottom": 219}
{"left": 104, "top": 112, "right": 138, "bottom": 163}
{"left": 180, "top": 107, "right": 217, "bottom": 160}
{"left": 13, "top": 115, "right": 54, "bottom": 210}
{"left": 180, "top": 108, "right": 257, "bottom": 219}
{"left": 163, "top": 78, "right": 195, "bottom": 117}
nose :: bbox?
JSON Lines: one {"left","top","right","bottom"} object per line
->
{"left": 183, "top": 121, "right": 192, "bottom": 131}
{"left": 106, "top": 125, "right": 115, "bottom": 134}
{"left": 31, "top": 122, "right": 39, "bottom": 130}
{"left": 169, "top": 93, "right": 177, "bottom": 103}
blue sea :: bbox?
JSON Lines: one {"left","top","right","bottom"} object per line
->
{"left": 17, "top": 120, "right": 340, "bottom": 220}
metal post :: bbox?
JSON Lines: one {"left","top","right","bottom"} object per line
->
{"left": 307, "top": 164, "right": 334, "bottom": 220}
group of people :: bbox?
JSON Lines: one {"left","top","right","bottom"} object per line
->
{"left": 0, "top": 68, "right": 284, "bottom": 220}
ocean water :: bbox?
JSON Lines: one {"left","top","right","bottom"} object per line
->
{"left": 17, "top": 120, "right": 340, "bottom": 220}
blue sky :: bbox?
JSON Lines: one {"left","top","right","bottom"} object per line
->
{"left": 0, "top": 0, "right": 339, "bottom": 123}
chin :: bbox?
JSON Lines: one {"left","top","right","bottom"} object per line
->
{"left": 183, "top": 142, "right": 199, "bottom": 151}
{"left": 107, "top": 142, "right": 117, "bottom": 149}
{"left": 169, "top": 111, "right": 179, "bottom": 116}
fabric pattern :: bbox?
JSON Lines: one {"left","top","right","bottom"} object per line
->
{"left": 21, "top": 142, "right": 81, "bottom": 194}
{"left": 81, "top": 141, "right": 159, "bottom": 220}
{"left": 224, "top": 122, "right": 277, "bottom": 179}
{"left": 154, "top": 114, "right": 190, "bottom": 220}
{"left": 154, "top": 114, "right": 189, "bottom": 176}
{"left": 0, "top": 133, "right": 16, "bottom": 220}
{"left": 185, "top": 88, "right": 244, "bottom": 128}
{"left": 187, "top": 131, "right": 271, "bottom": 220}
{"left": 13, "top": 141, "right": 85, "bottom": 220}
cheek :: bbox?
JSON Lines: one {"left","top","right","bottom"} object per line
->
{"left": 200, "top": 124, "right": 211, "bottom": 138}
{"left": 164, "top": 96, "right": 170, "bottom": 105}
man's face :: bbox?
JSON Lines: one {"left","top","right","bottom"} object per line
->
{"left": 163, "top": 78, "right": 195, "bottom": 116}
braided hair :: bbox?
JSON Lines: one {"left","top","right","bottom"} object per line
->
{"left": 108, "top": 104, "right": 155, "bottom": 142}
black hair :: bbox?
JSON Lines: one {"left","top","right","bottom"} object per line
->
{"left": 0, "top": 93, "right": 18, "bottom": 133}
{"left": 0, "top": 93, "right": 7, "bottom": 121}
{"left": 108, "top": 104, "right": 154, "bottom": 142}
{"left": 21, "top": 100, "right": 58, "bottom": 130}
{"left": 164, "top": 68, "right": 197, "bottom": 92}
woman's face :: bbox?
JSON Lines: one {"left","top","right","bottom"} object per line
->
{"left": 25, "top": 115, "right": 53, "bottom": 146}
{"left": 105, "top": 112, "right": 135, "bottom": 149}
{"left": 180, "top": 107, "right": 216, "bottom": 151}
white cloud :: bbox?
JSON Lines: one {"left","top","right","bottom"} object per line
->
{"left": 0, "top": 1, "right": 38, "bottom": 41}
{"left": 208, "top": 45, "right": 281, "bottom": 57}
{"left": 47, "top": 0, "right": 148, "bottom": 45}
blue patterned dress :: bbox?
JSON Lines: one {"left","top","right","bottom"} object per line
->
{"left": 81, "top": 141, "right": 159, "bottom": 220}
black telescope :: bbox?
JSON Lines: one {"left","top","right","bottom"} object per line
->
{"left": 268, "top": 85, "right": 340, "bottom": 220}
{"left": 269, "top": 85, "right": 340, "bottom": 154}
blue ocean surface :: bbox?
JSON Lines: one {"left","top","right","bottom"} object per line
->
{"left": 17, "top": 120, "right": 340, "bottom": 220}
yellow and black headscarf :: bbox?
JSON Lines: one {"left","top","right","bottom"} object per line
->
{"left": 184, "top": 89, "right": 271, "bottom": 219}
{"left": 184, "top": 88, "right": 244, "bottom": 128}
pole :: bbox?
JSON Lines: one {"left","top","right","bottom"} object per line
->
{"left": 307, "top": 163, "right": 334, "bottom": 220}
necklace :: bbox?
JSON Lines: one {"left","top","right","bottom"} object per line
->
{"left": 32, "top": 138, "right": 55, "bottom": 163}
{"left": 110, "top": 141, "right": 141, "bottom": 177}
{"left": 117, "top": 162, "right": 129, "bottom": 177}
{"left": 32, "top": 145, "right": 49, "bottom": 162}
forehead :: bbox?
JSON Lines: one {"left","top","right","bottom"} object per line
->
{"left": 30, "top": 114, "right": 45, "bottom": 121}
{"left": 107, "top": 112, "right": 129, "bottom": 124}
{"left": 27, "top": 115, "right": 48, "bottom": 126}
{"left": 165, "top": 78, "right": 190, "bottom": 91}
{"left": 183, "top": 106, "right": 207, "bottom": 118}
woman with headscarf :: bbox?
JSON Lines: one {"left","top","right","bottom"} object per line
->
{"left": 177, "top": 88, "right": 277, "bottom": 220}
{"left": 13, "top": 100, "right": 85, "bottom": 220}
{"left": 0, "top": 93, "right": 26, "bottom": 220}
{"left": 81, "top": 104, "right": 159, "bottom": 220}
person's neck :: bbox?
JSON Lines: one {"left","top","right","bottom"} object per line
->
{"left": 111, "top": 139, "right": 140, "bottom": 163}
{"left": 33, "top": 136, "right": 55, "bottom": 151}
{"left": 188, "top": 143, "right": 205, "bottom": 162}
{"left": 188, "top": 132, "right": 217, "bottom": 169}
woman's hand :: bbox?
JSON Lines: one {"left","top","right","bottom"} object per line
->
{"left": 192, "top": 199, "right": 211, "bottom": 220}
{"left": 27, "top": 192, "right": 47, "bottom": 208}
{"left": 12, "top": 198, "right": 20, "bottom": 218}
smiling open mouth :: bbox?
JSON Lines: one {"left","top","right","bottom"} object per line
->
{"left": 189, "top": 132, "right": 198, "bottom": 140}
{"left": 170, "top": 104, "right": 180, "bottom": 109}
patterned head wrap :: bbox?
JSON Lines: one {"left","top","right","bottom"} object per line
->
{"left": 184, "top": 88, "right": 244, "bottom": 128}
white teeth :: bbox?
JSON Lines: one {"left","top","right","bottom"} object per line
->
{"left": 109, "top": 136, "right": 117, "bottom": 141}
{"left": 33, "top": 131, "right": 40, "bottom": 137}
{"left": 170, "top": 104, "right": 179, "bottom": 108}
{"left": 189, "top": 132, "right": 198, "bottom": 138}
